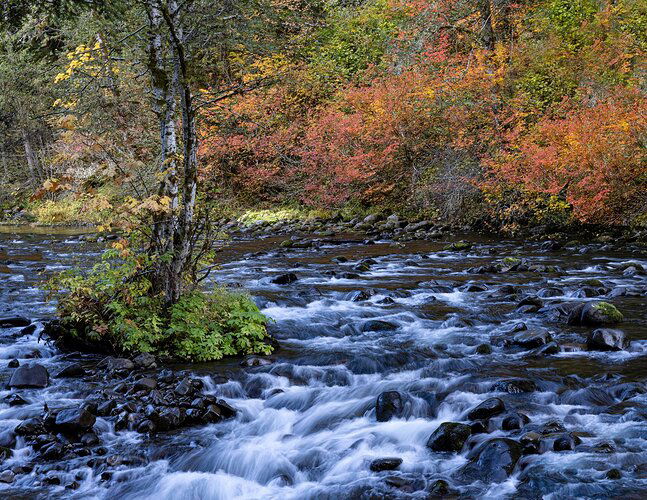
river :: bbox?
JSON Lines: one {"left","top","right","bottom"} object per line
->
{"left": 0, "top": 227, "right": 646, "bottom": 499}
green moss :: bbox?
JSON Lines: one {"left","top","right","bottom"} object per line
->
{"left": 582, "top": 278, "right": 603, "bottom": 287}
{"left": 502, "top": 257, "right": 521, "bottom": 266}
{"left": 444, "top": 241, "right": 472, "bottom": 251}
{"left": 592, "top": 302, "right": 624, "bottom": 323}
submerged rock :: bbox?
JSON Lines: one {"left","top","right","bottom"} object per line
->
{"left": 460, "top": 438, "right": 522, "bottom": 483}
{"left": 8, "top": 362, "right": 49, "bottom": 388}
{"left": 53, "top": 408, "right": 96, "bottom": 434}
{"left": 370, "top": 457, "right": 402, "bottom": 472}
{"left": 272, "top": 273, "right": 298, "bottom": 285}
{"left": 492, "top": 379, "right": 537, "bottom": 394}
{"left": 426, "top": 422, "right": 472, "bottom": 452}
{"left": 0, "top": 316, "right": 30, "bottom": 328}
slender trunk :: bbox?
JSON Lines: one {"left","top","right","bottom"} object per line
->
{"left": 477, "top": 0, "right": 495, "bottom": 50}
{"left": 21, "top": 129, "right": 39, "bottom": 185}
{"left": 493, "top": 0, "right": 512, "bottom": 44}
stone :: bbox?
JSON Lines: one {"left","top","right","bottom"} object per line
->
{"left": 501, "top": 412, "right": 530, "bottom": 431}
{"left": 5, "top": 394, "right": 28, "bottom": 407}
{"left": 0, "top": 316, "right": 30, "bottom": 328}
{"left": 14, "top": 418, "right": 45, "bottom": 436}
{"left": 568, "top": 301, "right": 623, "bottom": 326}
{"left": 520, "top": 432, "right": 541, "bottom": 455}
{"left": 271, "top": 273, "right": 298, "bottom": 285}
{"left": 510, "top": 329, "right": 552, "bottom": 349}
{"left": 553, "top": 432, "right": 581, "bottom": 451}
{"left": 606, "top": 469, "right": 622, "bottom": 480}
{"left": 369, "top": 457, "right": 402, "bottom": 472}
{"left": 99, "top": 357, "right": 134, "bottom": 374}
{"left": 19, "top": 324, "right": 37, "bottom": 336}
{"left": 538, "top": 420, "right": 566, "bottom": 435}
{"left": 426, "top": 422, "right": 472, "bottom": 452}
{"left": 135, "top": 378, "right": 157, "bottom": 391}
{"left": 586, "top": 329, "right": 629, "bottom": 351}
{"left": 467, "top": 398, "right": 505, "bottom": 420}
{"left": 376, "top": 391, "right": 404, "bottom": 422}
{"left": 133, "top": 353, "right": 157, "bottom": 369}
{"left": 0, "top": 470, "right": 15, "bottom": 483}
{"left": 361, "top": 320, "right": 398, "bottom": 332}
{"left": 8, "top": 362, "right": 49, "bottom": 388}
{"left": 240, "top": 356, "right": 273, "bottom": 367}
{"left": 476, "top": 344, "right": 492, "bottom": 355}
{"left": 492, "top": 379, "right": 537, "bottom": 394}
{"left": 460, "top": 438, "right": 522, "bottom": 483}
{"left": 55, "top": 363, "right": 86, "bottom": 378}
{"left": 54, "top": 408, "right": 96, "bottom": 433}
{"left": 7, "top": 359, "right": 19, "bottom": 368}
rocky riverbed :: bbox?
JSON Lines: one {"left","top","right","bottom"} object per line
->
{"left": 0, "top": 223, "right": 646, "bottom": 498}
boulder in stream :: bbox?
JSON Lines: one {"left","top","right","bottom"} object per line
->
{"left": 586, "top": 329, "right": 629, "bottom": 351}
{"left": 568, "top": 301, "right": 623, "bottom": 326}
{"left": 0, "top": 316, "right": 30, "bottom": 328}
{"left": 53, "top": 408, "right": 96, "bottom": 434}
{"left": 8, "top": 362, "right": 49, "bottom": 388}
{"left": 460, "top": 438, "right": 522, "bottom": 483}
{"left": 370, "top": 457, "right": 402, "bottom": 472}
{"left": 376, "top": 391, "right": 404, "bottom": 421}
{"left": 426, "top": 422, "right": 472, "bottom": 452}
{"left": 467, "top": 398, "right": 505, "bottom": 420}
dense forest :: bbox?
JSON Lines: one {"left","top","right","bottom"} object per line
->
{"left": 1, "top": 0, "right": 645, "bottom": 233}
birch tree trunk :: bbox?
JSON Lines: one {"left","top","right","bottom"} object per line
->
{"left": 21, "top": 129, "right": 39, "bottom": 185}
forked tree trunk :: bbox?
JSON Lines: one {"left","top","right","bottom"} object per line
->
{"left": 145, "top": 0, "right": 199, "bottom": 305}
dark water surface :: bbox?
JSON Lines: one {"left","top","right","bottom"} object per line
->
{"left": 0, "top": 229, "right": 646, "bottom": 499}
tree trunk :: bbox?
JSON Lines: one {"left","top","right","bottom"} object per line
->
{"left": 21, "top": 129, "right": 39, "bottom": 185}
{"left": 477, "top": 0, "right": 495, "bottom": 50}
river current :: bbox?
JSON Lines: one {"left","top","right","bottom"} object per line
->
{"left": 0, "top": 228, "right": 646, "bottom": 499}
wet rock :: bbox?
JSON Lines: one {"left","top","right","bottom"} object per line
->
{"left": 606, "top": 468, "right": 622, "bottom": 480}
{"left": 538, "top": 420, "right": 566, "bottom": 435}
{"left": 537, "top": 287, "right": 563, "bottom": 298}
{"left": 470, "top": 420, "right": 489, "bottom": 434}
{"left": 99, "top": 357, "right": 134, "bottom": 375}
{"left": 592, "top": 441, "right": 615, "bottom": 453}
{"left": 272, "top": 273, "right": 298, "bottom": 285}
{"left": 96, "top": 400, "right": 117, "bottom": 417}
{"left": 426, "top": 422, "right": 472, "bottom": 452}
{"left": 216, "top": 399, "right": 237, "bottom": 419}
{"left": 40, "top": 442, "right": 65, "bottom": 460}
{"left": 8, "top": 362, "right": 49, "bottom": 388}
{"left": 524, "top": 341, "right": 560, "bottom": 358}
{"left": 0, "top": 447, "right": 10, "bottom": 462}
{"left": 54, "top": 408, "right": 96, "bottom": 434}
{"left": 0, "top": 316, "right": 30, "bottom": 328}
{"left": 444, "top": 241, "right": 472, "bottom": 251}
{"left": 43, "top": 472, "right": 61, "bottom": 485}
{"left": 492, "top": 379, "right": 537, "bottom": 394}
{"left": 361, "top": 320, "right": 398, "bottom": 332}
{"left": 553, "top": 432, "right": 581, "bottom": 451}
{"left": 461, "top": 438, "right": 522, "bottom": 483}
{"left": 5, "top": 394, "right": 28, "bottom": 407}
{"left": 586, "top": 329, "right": 629, "bottom": 351}
{"left": 133, "top": 353, "right": 157, "bottom": 369}
{"left": 0, "top": 470, "right": 15, "bottom": 483}
{"left": 135, "top": 378, "right": 157, "bottom": 391}
{"left": 510, "top": 329, "right": 553, "bottom": 349}
{"left": 520, "top": 432, "right": 541, "bottom": 455}
{"left": 55, "top": 363, "right": 86, "bottom": 378}
{"left": 156, "top": 407, "right": 183, "bottom": 431}
{"left": 347, "top": 289, "right": 377, "bottom": 302}
{"left": 80, "top": 432, "right": 99, "bottom": 446}
{"left": 174, "top": 378, "right": 196, "bottom": 397}
{"left": 7, "top": 359, "right": 19, "bottom": 368}
{"left": 376, "top": 391, "right": 404, "bottom": 422}
{"left": 370, "top": 457, "right": 402, "bottom": 472}
{"left": 501, "top": 412, "right": 530, "bottom": 431}
{"left": 19, "top": 324, "right": 38, "bottom": 336}
{"left": 14, "top": 417, "right": 45, "bottom": 436}
{"left": 427, "top": 479, "right": 454, "bottom": 497}
{"left": 467, "top": 398, "right": 506, "bottom": 420}
{"left": 476, "top": 344, "right": 492, "bottom": 355}
{"left": 567, "top": 301, "right": 623, "bottom": 326}
{"left": 240, "top": 356, "right": 273, "bottom": 367}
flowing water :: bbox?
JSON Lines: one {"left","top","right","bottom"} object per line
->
{"left": 0, "top": 228, "right": 646, "bottom": 499}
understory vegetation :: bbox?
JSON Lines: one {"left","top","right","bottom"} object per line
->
{"left": 46, "top": 249, "right": 272, "bottom": 361}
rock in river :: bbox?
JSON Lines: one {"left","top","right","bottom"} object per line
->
{"left": 370, "top": 457, "right": 402, "bottom": 472}
{"left": 586, "top": 329, "right": 629, "bottom": 351}
{"left": 426, "top": 422, "right": 472, "bottom": 452}
{"left": 376, "top": 391, "right": 404, "bottom": 422}
{"left": 53, "top": 408, "right": 96, "bottom": 434}
{"left": 8, "top": 362, "right": 49, "bottom": 388}
{"left": 568, "top": 301, "right": 623, "bottom": 326}
{"left": 467, "top": 397, "right": 505, "bottom": 420}
{"left": 460, "top": 438, "right": 522, "bottom": 483}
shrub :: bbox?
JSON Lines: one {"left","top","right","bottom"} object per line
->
{"left": 45, "top": 250, "right": 273, "bottom": 362}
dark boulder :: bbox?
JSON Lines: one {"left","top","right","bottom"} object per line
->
{"left": 133, "top": 353, "right": 157, "bottom": 369}
{"left": 567, "top": 301, "right": 623, "bottom": 326}
{"left": 54, "top": 408, "right": 96, "bottom": 434}
{"left": 271, "top": 273, "right": 298, "bottom": 285}
{"left": 14, "top": 418, "right": 46, "bottom": 437}
{"left": 492, "top": 379, "right": 537, "bottom": 394}
{"left": 134, "top": 378, "right": 157, "bottom": 391}
{"left": 376, "top": 391, "right": 404, "bottom": 422}
{"left": 98, "top": 357, "right": 134, "bottom": 375}
{"left": 467, "top": 398, "right": 505, "bottom": 420}
{"left": 510, "top": 329, "right": 552, "bottom": 349}
{"left": 0, "top": 316, "right": 30, "bottom": 328}
{"left": 369, "top": 457, "right": 402, "bottom": 472}
{"left": 460, "top": 438, "right": 522, "bottom": 483}
{"left": 426, "top": 422, "right": 472, "bottom": 452}
{"left": 501, "top": 412, "right": 530, "bottom": 431}
{"left": 553, "top": 432, "right": 581, "bottom": 451}
{"left": 19, "top": 324, "right": 38, "bottom": 336}
{"left": 519, "top": 432, "right": 541, "bottom": 455}
{"left": 586, "top": 329, "right": 629, "bottom": 351}
{"left": 55, "top": 363, "right": 86, "bottom": 378}
{"left": 476, "top": 344, "right": 492, "bottom": 355}
{"left": 8, "top": 362, "right": 49, "bottom": 388}
{"left": 7, "top": 359, "right": 19, "bottom": 368}
{"left": 361, "top": 320, "right": 398, "bottom": 332}
{"left": 524, "top": 341, "right": 560, "bottom": 358}
{"left": 538, "top": 420, "right": 566, "bottom": 435}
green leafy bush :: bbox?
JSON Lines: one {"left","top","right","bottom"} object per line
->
{"left": 45, "top": 250, "right": 273, "bottom": 362}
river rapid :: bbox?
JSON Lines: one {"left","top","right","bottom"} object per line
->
{"left": 0, "top": 227, "right": 646, "bottom": 499}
